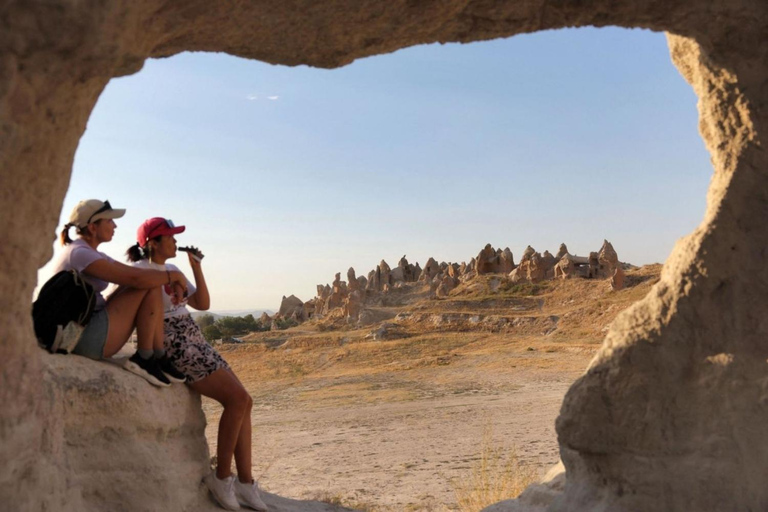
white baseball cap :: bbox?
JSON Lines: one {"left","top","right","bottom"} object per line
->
{"left": 68, "top": 199, "right": 126, "bottom": 228}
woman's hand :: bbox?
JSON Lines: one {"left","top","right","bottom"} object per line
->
{"left": 169, "top": 270, "right": 188, "bottom": 296}
{"left": 185, "top": 246, "right": 204, "bottom": 266}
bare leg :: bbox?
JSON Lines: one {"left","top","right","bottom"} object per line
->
{"left": 189, "top": 368, "right": 253, "bottom": 480}
{"left": 231, "top": 370, "right": 253, "bottom": 481}
{"left": 103, "top": 287, "right": 163, "bottom": 358}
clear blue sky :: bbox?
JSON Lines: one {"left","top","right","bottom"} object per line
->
{"left": 39, "top": 27, "right": 711, "bottom": 311}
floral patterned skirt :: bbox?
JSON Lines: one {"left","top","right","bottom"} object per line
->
{"left": 164, "top": 314, "right": 230, "bottom": 383}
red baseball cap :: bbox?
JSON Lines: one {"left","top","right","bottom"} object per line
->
{"left": 137, "top": 217, "right": 186, "bottom": 247}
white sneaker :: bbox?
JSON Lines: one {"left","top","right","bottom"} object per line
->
{"left": 203, "top": 472, "right": 240, "bottom": 510}
{"left": 234, "top": 479, "right": 268, "bottom": 511}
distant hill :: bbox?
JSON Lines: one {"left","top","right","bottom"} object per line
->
{"left": 189, "top": 309, "right": 273, "bottom": 320}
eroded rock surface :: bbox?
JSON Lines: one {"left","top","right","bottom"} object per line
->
{"left": 38, "top": 354, "right": 212, "bottom": 511}
{"left": 3, "top": 1, "right": 768, "bottom": 511}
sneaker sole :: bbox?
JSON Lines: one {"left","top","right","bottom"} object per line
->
{"left": 124, "top": 360, "right": 171, "bottom": 387}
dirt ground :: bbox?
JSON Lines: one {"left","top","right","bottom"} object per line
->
{"left": 200, "top": 268, "right": 659, "bottom": 510}
{"left": 201, "top": 340, "right": 595, "bottom": 511}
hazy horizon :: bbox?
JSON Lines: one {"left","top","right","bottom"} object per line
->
{"left": 37, "top": 27, "right": 711, "bottom": 311}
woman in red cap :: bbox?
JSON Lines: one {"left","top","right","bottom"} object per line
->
{"left": 126, "top": 217, "right": 267, "bottom": 512}
{"left": 51, "top": 199, "right": 188, "bottom": 387}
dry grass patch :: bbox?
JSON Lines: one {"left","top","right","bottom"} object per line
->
{"left": 453, "top": 427, "right": 539, "bottom": 512}
{"left": 298, "top": 381, "right": 417, "bottom": 407}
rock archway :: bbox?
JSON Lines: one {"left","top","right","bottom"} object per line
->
{"left": 2, "top": 1, "right": 767, "bottom": 510}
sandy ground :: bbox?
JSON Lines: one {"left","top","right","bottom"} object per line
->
{"left": 201, "top": 346, "right": 592, "bottom": 511}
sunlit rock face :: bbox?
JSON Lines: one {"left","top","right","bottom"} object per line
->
{"left": 2, "top": 1, "right": 768, "bottom": 511}
{"left": 38, "top": 355, "right": 213, "bottom": 511}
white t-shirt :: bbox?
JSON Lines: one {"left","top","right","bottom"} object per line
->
{"left": 132, "top": 260, "right": 196, "bottom": 319}
{"left": 51, "top": 239, "right": 115, "bottom": 310}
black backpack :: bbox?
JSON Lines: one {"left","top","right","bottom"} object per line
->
{"left": 32, "top": 270, "right": 97, "bottom": 353}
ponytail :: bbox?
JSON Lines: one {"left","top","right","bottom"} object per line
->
{"left": 125, "top": 235, "right": 163, "bottom": 262}
{"left": 59, "top": 223, "right": 74, "bottom": 245}
{"left": 126, "top": 243, "right": 146, "bottom": 262}
{"left": 60, "top": 223, "right": 92, "bottom": 245}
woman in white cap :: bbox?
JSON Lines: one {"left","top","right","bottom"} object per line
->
{"left": 126, "top": 217, "right": 267, "bottom": 512}
{"left": 51, "top": 199, "right": 188, "bottom": 387}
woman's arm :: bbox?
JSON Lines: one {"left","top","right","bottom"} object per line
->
{"left": 186, "top": 252, "right": 210, "bottom": 310}
{"left": 84, "top": 258, "right": 187, "bottom": 293}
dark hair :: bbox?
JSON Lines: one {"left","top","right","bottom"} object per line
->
{"left": 126, "top": 236, "right": 163, "bottom": 262}
{"left": 59, "top": 223, "right": 90, "bottom": 245}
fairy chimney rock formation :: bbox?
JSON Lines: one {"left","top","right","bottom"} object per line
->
{"left": 379, "top": 260, "right": 392, "bottom": 290}
{"left": 343, "top": 290, "right": 363, "bottom": 320}
{"left": 435, "top": 274, "right": 458, "bottom": 298}
{"left": 500, "top": 247, "right": 516, "bottom": 273}
{"left": 347, "top": 267, "right": 359, "bottom": 291}
{"left": 475, "top": 244, "right": 496, "bottom": 274}
{"left": 420, "top": 257, "right": 440, "bottom": 281}
{"left": 541, "top": 250, "right": 556, "bottom": 279}
{"left": 598, "top": 239, "right": 620, "bottom": 278}
{"left": 611, "top": 265, "right": 626, "bottom": 291}
{"left": 413, "top": 262, "right": 422, "bottom": 281}
{"left": 278, "top": 294, "right": 306, "bottom": 320}
{"left": 554, "top": 243, "right": 569, "bottom": 262}
{"left": 554, "top": 253, "right": 576, "bottom": 279}
{"left": 397, "top": 255, "right": 419, "bottom": 283}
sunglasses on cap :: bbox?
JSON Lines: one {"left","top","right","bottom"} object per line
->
{"left": 146, "top": 219, "right": 178, "bottom": 239}
{"left": 86, "top": 200, "right": 112, "bottom": 224}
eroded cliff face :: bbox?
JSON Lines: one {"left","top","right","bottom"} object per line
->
{"left": 2, "top": 1, "right": 768, "bottom": 511}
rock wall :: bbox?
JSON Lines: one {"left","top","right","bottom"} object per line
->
{"left": 2, "top": 1, "right": 768, "bottom": 511}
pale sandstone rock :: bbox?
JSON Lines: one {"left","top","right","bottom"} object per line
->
{"left": 435, "top": 275, "right": 457, "bottom": 298}
{"left": 397, "top": 255, "right": 418, "bottom": 283}
{"left": 522, "top": 245, "right": 535, "bottom": 260}
{"left": 347, "top": 267, "right": 358, "bottom": 291}
{"left": 500, "top": 247, "right": 516, "bottom": 273}
{"left": 343, "top": 290, "right": 363, "bottom": 320}
{"left": 554, "top": 253, "right": 576, "bottom": 279}
{"left": 611, "top": 266, "right": 626, "bottom": 291}
{"left": 303, "top": 298, "right": 317, "bottom": 319}
{"left": 475, "top": 243, "right": 497, "bottom": 274}
{"left": 379, "top": 260, "right": 391, "bottom": 287}
{"left": 324, "top": 287, "right": 346, "bottom": 312}
{"left": 554, "top": 243, "right": 569, "bottom": 262}
{"left": 278, "top": 294, "right": 306, "bottom": 320}
{"left": 509, "top": 246, "right": 535, "bottom": 283}
{"left": 597, "top": 239, "right": 620, "bottom": 279}
{"left": 541, "top": 250, "right": 556, "bottom": 279}
{"left": 476, "top": 244, "right": 515, "bottom": 274}
{"left": 412, "top": 262, "right": 422, "bottom": 282}
{"left": 3, "top": 2, "right": 768, "bottom": 511}
{"left": 528, "top": 252, "right": 546, "bottom": 283}
{"left": 420, "top": 257, "right": 440, "bottom": 281}
{"left": 270, "top": 313, "right": 283, "bottom": 331}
